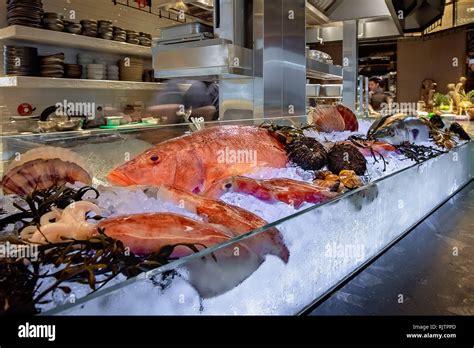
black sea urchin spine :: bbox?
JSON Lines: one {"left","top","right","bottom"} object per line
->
{"left": 328, "top": 144, "right": 367, "bottom": 175}
{"left": 286, "top": 137, "right": 328, "bottom": 171}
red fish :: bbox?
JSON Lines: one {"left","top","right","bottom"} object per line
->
{"left": 342, "top": 140, "right": 398, "bottom": 157}
{"left": 148, "top": 184, "right": 289, "bottom": 263}
{"left": 204, "top": 176, "right": 338, "bottom": 209}
{"left": 98, "top": 213, "right": 231, "bottom": 256}
{"left": 107, "top": 126, "right": 288, "bottom": 193}
{"left": 98, "top": 211, "right": 264, "bottom": 298}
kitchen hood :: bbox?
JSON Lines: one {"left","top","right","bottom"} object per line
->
{"left": 385, "top": 0, "right": 446, "bottom": 33}
{"left": 154, "top": 0, "right": 214, "bottom": 25}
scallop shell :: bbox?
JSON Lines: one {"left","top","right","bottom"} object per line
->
{"left": 309, "top": 106, "right": 346, "bottom": 133}
{"left": 5, "top": 146, "right": 92, "bottom": 175}
{"left": 336, "top": 104, "right": 359, "bottom": 131}
{"left": 1, "top": 147, "right": 92, "bottom": 196}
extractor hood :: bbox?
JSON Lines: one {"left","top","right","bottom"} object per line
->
{"left": 154, "top": 0, "right": 214, "bottom": 25}
{"left": 154, "top": 0, "right": 342, "bottom": 27}
{"left": 306, "top": 0, "right": 336, "bottom": 26}
{"left": 385, "top": 0, "right": 446, "bottom": 33}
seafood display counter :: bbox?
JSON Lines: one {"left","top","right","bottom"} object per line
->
{"left": 0, "top": 113, "right": 472, "bottom": 315}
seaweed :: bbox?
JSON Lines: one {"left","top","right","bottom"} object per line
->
{"left": 0, "top": 230, "right": 204, "bottom": 315}
{"left": 395, "top": 142, "right": 445, "bottom": 163}
{"left": 347, "top": 135, "right": 390, "bottom": 172}
{"left": 0, "top": 185, "right": 204, "bottom": 314}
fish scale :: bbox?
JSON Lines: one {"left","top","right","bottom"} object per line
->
{"left": 107, "top": 126, "right": 288, "bottom": 193}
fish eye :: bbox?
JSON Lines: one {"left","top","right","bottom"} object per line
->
{"left": 150, "top": 154, "right": 159, "bottom": 162}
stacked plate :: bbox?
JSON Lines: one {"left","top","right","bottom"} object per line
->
{"left": 119, "top": 57, "right": 143, "bottom": 81}
{"left": 42, "top": 12, "right": 64, "bottom": 31}
{"left": 138, "top": 32, "right": 152, "bottom": 47}
{"left": 98, "top": 20, "right": 113, "bottom": 40}
{"left": 107, "top": 65, "right": 119, "bottom": 80}
{"left": 113, "top": 27, "right": 126, "bottom": 42}
{"left": 77, "top": 53, "right": 93, "bottom": 78}
{"left": 64, "top": 64, "right": 82, "bottom": 79}
{"left": 7, "top": 0, "right": 44, "bottom": 28}
{"left": 3, "top": 45, "right": 38, "bottom": 76}
{"left": 63, "top": 20, "right": 82, "bottom": 34}
{"left": 40, "top": 53, "right": 64, "bottom": 78}
{"left": 87, "top": 63, "right": 105, "bottom": 80}
{"left": 81, "top": 19, "right": 98, "bottom": 37}
{"left": 126, "top": 30, "right": 139, "bottom": 45}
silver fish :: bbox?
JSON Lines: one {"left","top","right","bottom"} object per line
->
{"left": 367, "top": 114, "right": 431, "bottom": 145}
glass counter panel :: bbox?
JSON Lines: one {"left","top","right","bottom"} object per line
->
{"left": 1, "top": 115, "right": 308, "bottom": 180}
{"left": 45, "top": 142, "right": 472, "bottom": 315}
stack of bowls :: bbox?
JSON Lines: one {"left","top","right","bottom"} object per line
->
{"left": 107, "top": 65, "right": 119, "bottom": 80}
{"left": 40, "top": 53, "right": 64, "bottom": 78}
{"left": 87, "top": 63, "right": 105, "bottom": 80}
{"left": 42, "top": 12, "right": 64, "bottom": 31}
{"left": 138, "top": 32, "right": 152, "bottom": 47}
{"left": 7, "top": 0, "right": 44, "bottom": 28}
{"left": 64, "top": 64, "right": 82, "bottom": 79}
{"left": 119, "top": 57, "right": 144, "bottom": 81}
{"left": 98, "top": 20, "right": 113, "bottom": 40}
{"left": 81, "top": 19, "right": 98, "bottom": 37}
{"left": 63, "top": 20, "right": 82, "bottom": 34}
{"left": 94, "top": 58, "right": 107, "bottom": 76}
{"left": 113, "top": 27, "right": 126, "bottom": 42}
{"left": 126, "top": 30, "right": 139, "bottom": 45}
{"left": 77, "top": 53, "right": 93, "bottom": 79}
{"left": 3, "top": 45, "right": 38, "bottom": 76}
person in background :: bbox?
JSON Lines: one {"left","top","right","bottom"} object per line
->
{"left": 155, "top": 79, "right": 185, "bottom": 105}
{"left": 368, "top": 76, "right": 390, "bottom": 115}
{"left": 152, "top": 80, "right": 220, "bottom": 122}
{"left": 183, "top": 80, "right": 219, "bottom": 120}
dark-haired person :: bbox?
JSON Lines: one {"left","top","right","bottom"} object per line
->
{"left": 368, "top": 76, "right": 390, "bottom": 115}
{"left": 183, "top": 81, "right": 219, "bottom": 120}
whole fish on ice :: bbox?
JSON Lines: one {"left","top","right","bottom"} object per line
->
{"left": 97, "top": 184, "right": 290, "bottom": 298}
{"left": 204, "top": 176, "right": 338, "bottom": 208}
{"left": 148, "top": 184, "right": 289, "bottom": 263}
{"left": 367, "top": 114, "right": 431, "bottom": 145}
{"left": 107, "top": 126, "right": 288, "bottom": 193}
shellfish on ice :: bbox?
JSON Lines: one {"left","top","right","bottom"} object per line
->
{"left": 1, "top": 146, "right": 92, "bottom": 196}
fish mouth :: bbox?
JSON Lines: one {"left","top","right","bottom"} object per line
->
{"left": 107, "top": 169, "right": 135, "bottom": 186}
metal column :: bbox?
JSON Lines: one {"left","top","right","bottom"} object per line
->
{"left": 342, "top": 20, "right": 358, "bottom": 111}
{"left": 261, "top": 0, "right": 306, "bottom": 118}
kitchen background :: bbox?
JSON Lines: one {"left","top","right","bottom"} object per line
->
{"left": 1, "top": 0, "right": 473, "bottom": 127}
{"left": 0, "top": 0, "right": 180, "bottom": 130}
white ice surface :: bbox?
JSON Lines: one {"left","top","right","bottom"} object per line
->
{"left": 3, "top": 120, "right": 469, "bottom": 314}
{"left": 58, "top": 142, "right": 470, "bottom": 315}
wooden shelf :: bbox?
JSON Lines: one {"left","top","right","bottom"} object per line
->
{"left": 0, "top": 25, "right": 152, "bottom": 58}
{"left": 0, "top": 76, "right": 163, "bottom": 90}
